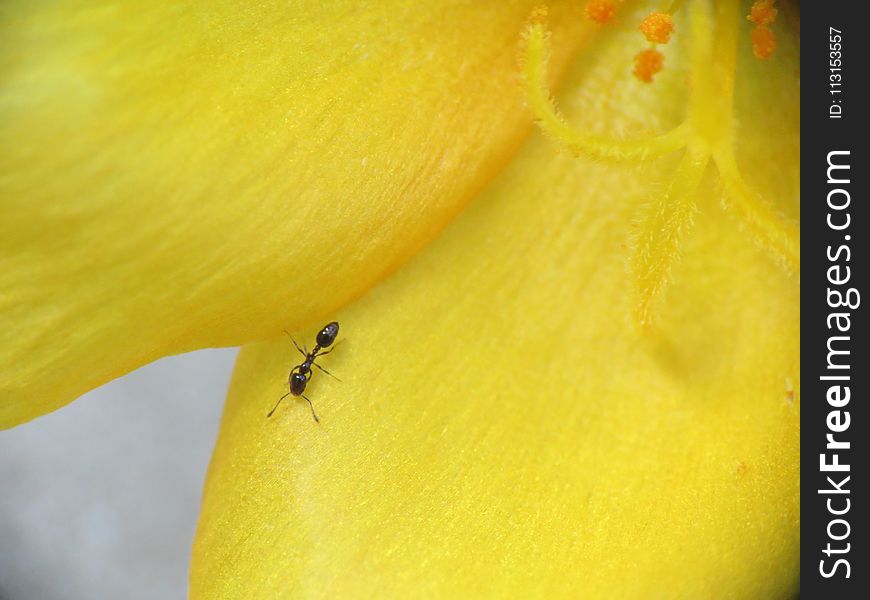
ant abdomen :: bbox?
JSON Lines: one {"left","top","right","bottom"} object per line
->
{"left": 316, "top": 321, "right": 340, "bottom": 348}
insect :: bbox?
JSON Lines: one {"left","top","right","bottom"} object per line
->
{"left": 267, "top": 321, "right": 340, "bottom": 422}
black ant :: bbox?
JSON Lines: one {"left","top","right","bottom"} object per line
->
{"left": 267, "top": 321, "right": 340, "bottom": 422}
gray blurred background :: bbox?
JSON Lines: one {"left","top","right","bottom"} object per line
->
{"left": 0, "top": 348, "right": 238, "bottom": 600}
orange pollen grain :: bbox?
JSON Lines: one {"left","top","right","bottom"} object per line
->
{"left": 639, "top": 12, "right": 674, "bottom": 44}
{"left": 633, "top": 48, "right": 664, "bottom": 83}
{"left": 751, "top": 25, "right": 777, "bottom": 59}
{"left": 585, "top": 0, "right": 617, "bottom": 24}
{"left": 747, "top": 0, "right": 778, "bottom": 27}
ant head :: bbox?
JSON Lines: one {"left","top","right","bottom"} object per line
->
{"left": 316, "top": 321, "right": 340, "bottom": 348}
{"left": 289, "top": 372, "right": 308, "bottom": 395}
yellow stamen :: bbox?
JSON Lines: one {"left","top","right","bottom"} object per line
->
{"left": 685, "top": 0, "right": 732, "bottom": 145}
{"left": 519, "top": 0, "right": 799, "bottom": 327}
{"left": 585, "top": 0, "right": 618, "bottom": 25}
{"left": 639, "top": 12, "right": 675, "bottom": 44}
{"left": 521, "top": 18, "right": 688, "bottom": 160}
{"left": 527, "top": 4, "right": 548, "bottom": 26}
{"left": 633, "top": 48, "right": 665, "bottom": 83}
{"left": 702, "top": 1, "right": 797, "bottom": 271}
{"left": 751, "top": 25, "right": 777, "bottom": 59}
{"left": 714, "top": 151, "right": 800, "bottom": 272}
{"left": 747, "top": 0, "right": 778, "bottom": 26}
{"left": 747, "top": 1, "right": 778, "bottom": 59}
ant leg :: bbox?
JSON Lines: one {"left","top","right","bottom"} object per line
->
{"left": 312, "top": 362, "right": 341, "bottom": 381}
{"left": 267, "top": 392, "right": 291, "bottom": 418}
{"left": 301, "top": 394, "right": 320, "bottom": 423}
{"left": 283, "top": 330, "right": 307, "bottom": 358}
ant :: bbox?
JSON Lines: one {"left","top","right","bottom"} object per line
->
{"left": 267, "top": 321, "right": 340, "bottom": 422}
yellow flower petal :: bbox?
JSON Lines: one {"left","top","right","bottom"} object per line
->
{"left": 191, "top": 4, "right": 799, "bottom": 596}
{"left": 0, "top": 1, "right": 590, "bottom": 428}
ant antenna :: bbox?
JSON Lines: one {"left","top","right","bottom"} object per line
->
{"left": 302, "top": 394, "right": 320, "bottom": 423}
{"left": 284, "top": 330, "right": 307, "bottom": 358}
{"left": 267, "top": 392, "right": 291, "bottom": 418}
